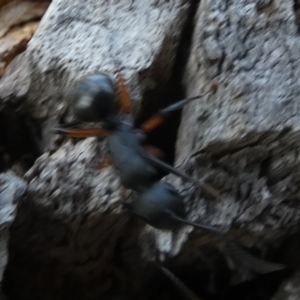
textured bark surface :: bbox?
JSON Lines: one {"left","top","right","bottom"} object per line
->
{"left": 2, "top": 0, "right": 300, "bottom": 299}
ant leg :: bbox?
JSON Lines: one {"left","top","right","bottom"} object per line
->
{"left": 157, "top": 265, "right": 202, "bottom": 300}
{"left": 140, "top": 81, "right": 218, "bottom": 133}
{"left": 169, "top": 212, "right": 223, "bottom": 236}
{"left": 225, "top": 242, "right": 286, "bottom": 274}
{"left": 140, "top": 93, "right": 209, "bottom": 133}
{"left": 140, "top": 151, "right": 221, "bottom": 200}
{"left": 94, "top": 156, "right": 112, "bottom": 169}
{"left": 54, "top": 127, "right": 110, "bottom": 138}
{"left": 143, "top": 145, "right": 165, "bottom": 159}
{"left": 57, "top": 121, "right": 82, "bottom": 128}
{"left": 115, "top": 70, "right": 133, "bottom": 115}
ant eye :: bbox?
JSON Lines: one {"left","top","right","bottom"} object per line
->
{"left": 71, "top": 73, "right": 117, "bottom": 122}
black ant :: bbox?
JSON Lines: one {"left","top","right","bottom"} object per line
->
{"left": 55, "top": 71, "right": 219, "bottom": 196}
{"left": 55, "top": 71, "right": 286, "bottom": 282}
{"left": 126, "top": 181, "right": 222, "bottom": 235}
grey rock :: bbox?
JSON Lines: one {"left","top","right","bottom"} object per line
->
{"left": 2, "top": 0, "right": 191, "bottom": 299}
{"left": 25, "top": 0, "right": 189, "bottom": 125}
{"left": 3, "top": 0, "right": 299, "bottom": 298}
{"left": 0, "top": 53, "right": 31, "bottom": 104}
{"left": 158, "top": 0, "right": 300, "bottom": 271}
{"left": 0, "top": 172, "right": 27, "bottom": 282}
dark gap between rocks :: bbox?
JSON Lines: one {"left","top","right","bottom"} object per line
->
{"left": 293, "top": 0, "right": 300, "bottom": 32}
{"left": 134, "top": 0, "right": 200, "bottom": 179}
{"left": 0, "top": 106, "right": 41, "bottom": 174}
{"left": 162, "top": 268, "right": 289, "bottom": 300}
{"left": 255, "top": 0, "right": 274, "bottom": 14}
{"left": 154, "top": 237, "right": 293, "bottom": 300}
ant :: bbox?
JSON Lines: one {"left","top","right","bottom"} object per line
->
{"left": 55, "top": 71, "right": 286, "bottom": 279}
{"left": 127, "top": 181, "right": 222, "bottom": 235}
{"left": 55, "top": 71, "right": 219, "bottom": 196}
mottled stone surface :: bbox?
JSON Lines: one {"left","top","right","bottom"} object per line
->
{"left": 25, "top": 0, "right": 189, "bottom": 127}
{"left": 173, "top": 0, "right": 300, "bottom": 244}
{"left": 0, "top": 53, "right": 31, "bottom": 102}
{"left": 0, "top": 172, "right": 26, "bottom": 281}
{"left": 3, "top": 139, "right": 148, "bottom": 299}
{"left": 147, "top": 0, "right": 300, "bottom": 293}
{"left": 2, "top": 1, "right": 192, "bottom": 299}
{"left": 3, "top": 0, "right": 300, "bottom": 299}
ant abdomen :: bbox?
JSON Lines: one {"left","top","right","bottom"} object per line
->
{"left": 71, "top": 73, "right": 117, "bottom": 122}
{"left": 132, "top": 182, "right": 186, "bottom": 230}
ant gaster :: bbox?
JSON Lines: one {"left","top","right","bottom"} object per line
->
{"left": 127, "top": 181, "right": 223, "bottom": 235}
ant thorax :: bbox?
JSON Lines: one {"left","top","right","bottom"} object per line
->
{"left": 115, "top": 113, "right": 134, "bottom": 129}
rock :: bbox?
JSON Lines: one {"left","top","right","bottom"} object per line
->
{"left": 0, "top": 1, "right": 50, "bottom": 174}
{"left": 0, "top": 53, "right": 31, "bottom": 103}
{"left": 0, "top": 54, "right": 41, "bottom": 176}
{"left": 0, "top": 172, "right": 27, "bottom": 282}
{"left": 173, "top": 0, "right": 300, "bottom": 244}
{"left": 2, "top": 1, "right": 191, "bottom": 299}
{"left": 24, "top": 0, "right": 189, "bottom": 126}
{"left": 3, "top": 0, "right": 298, "bottom": 298}
{"left": 0, "top": 21, "right": 39, "bottom": 78}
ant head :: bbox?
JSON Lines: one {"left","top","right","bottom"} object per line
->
{"left": 70, "top": 73, "right": 117, "bottom": 123}
{"left": 132, "top": 182, "right": 186, "bottom": 230}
